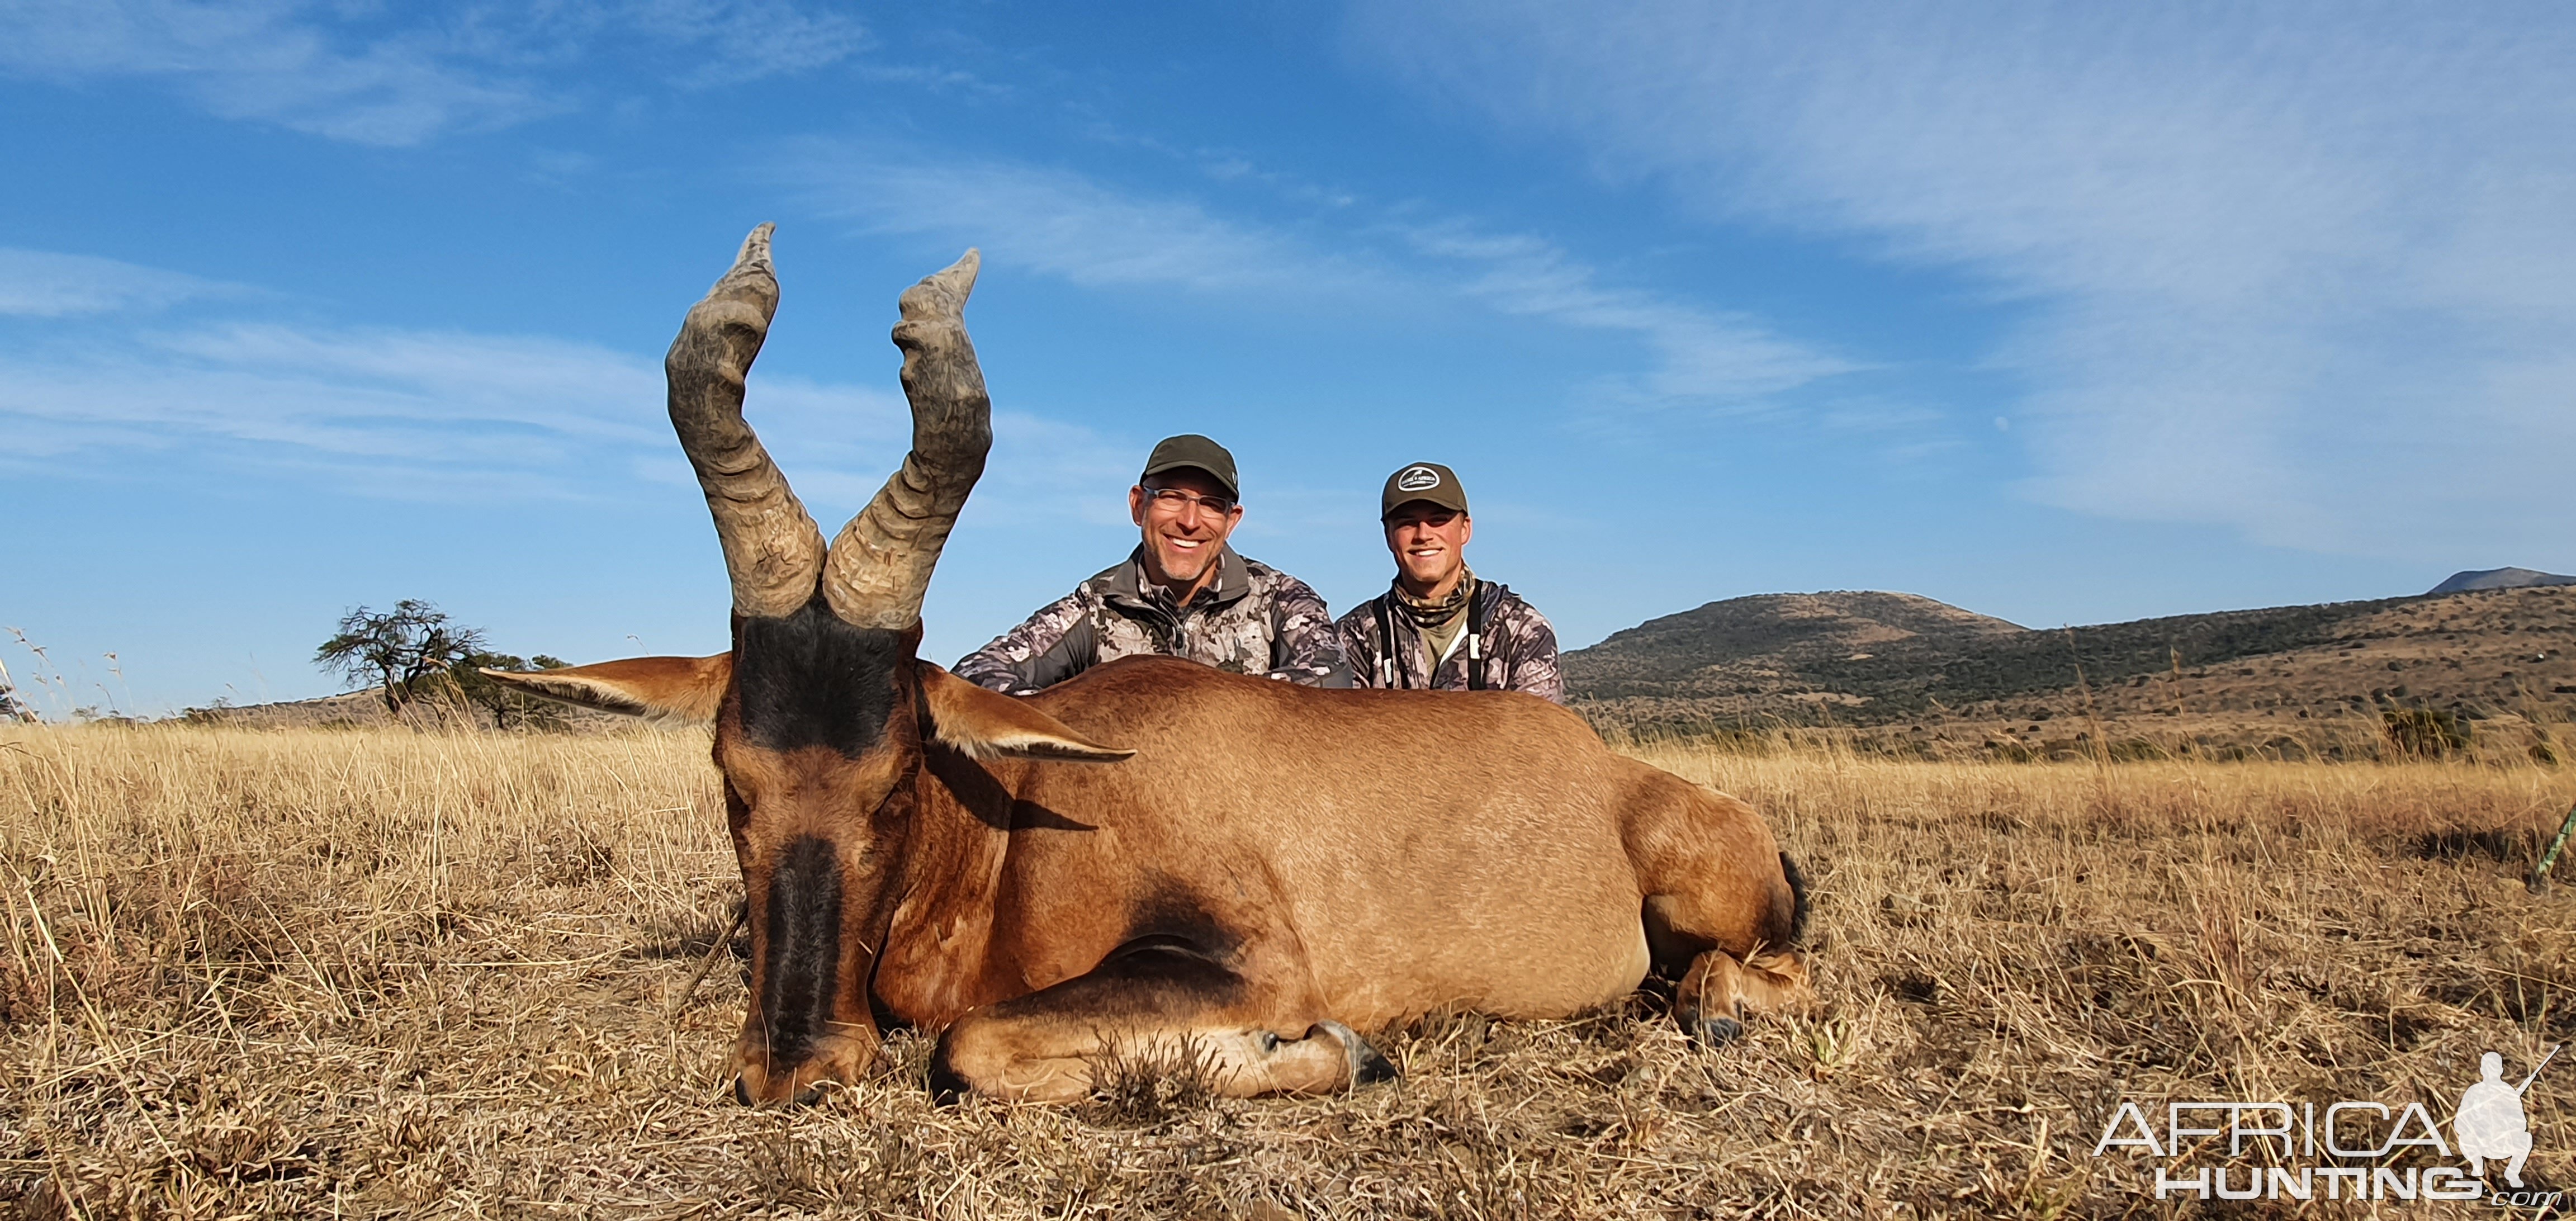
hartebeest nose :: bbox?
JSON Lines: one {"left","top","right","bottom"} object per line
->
{"left": 732, "top": 1062, "right": 831, "bottom": 1107}
{"left": 732, "top": 1075, "right": 827, "bottom": 1108}
{"left": 727, "top": 1030, "right": 874, "bottom": 1106}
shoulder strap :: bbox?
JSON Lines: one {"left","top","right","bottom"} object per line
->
{"left": 1372, "top": 595, "right": 1404, "bottom": 688}
{"left": 1466, "top": 581, "right": 1488, "bottom": 691}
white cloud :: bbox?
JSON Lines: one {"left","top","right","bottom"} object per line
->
{"left": 1404, "top": 223, "right": 1857, "bottom": 414}
{"left": 0, "top": 0, "right": 546, "bottom": 144}
{"left": 0, "top": 249, "right": 1147, "bottom": 526}
{"left": 4, "top": 323, "right": 662, "bottom": 481}
{"left": 786, "top": 144, "right": 1856, "bottom": 417}
{"left": 0, "top": 0, "right": 865, "bottom": 145}
{"left": 616, "top": 0, "right": 869, "bottom": 87}
{"left": 0, "top": 248, "right": 239, "bottom": 317}
{"left": 787, "top": 144, "right": 1386, "bottom": 296}
{"left": 0, "top": 312, "right": 912, "bottom": 498}
{"left": 1352, "top": 2, "right": 2576, "bottom": 561}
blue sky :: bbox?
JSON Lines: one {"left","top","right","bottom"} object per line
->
{"left": 4, "top": 1, "right": 2571, "bottom": 716}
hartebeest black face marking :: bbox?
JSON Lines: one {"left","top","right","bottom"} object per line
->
{"left": 759, "top": 835, "right": 845, "bottom": 1066}
{"left": 731, "top": 597, "right": 910, "bottom": 759}
{"left": 720, "top": 599, "right": 923, "bottom": 1101}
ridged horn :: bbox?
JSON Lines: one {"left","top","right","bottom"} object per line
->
{"left": 668, "top": 224, "right": 825, "bottom": 620}
{"left": 821, "top": 249, "right": 991, "bottom": 630}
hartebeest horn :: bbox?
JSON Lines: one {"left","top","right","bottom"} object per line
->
{"left": 821, "top": 250, "right": 991, "bottom": 630}
{"left": 669, "top": 224, "right": 826, "bottom": 619}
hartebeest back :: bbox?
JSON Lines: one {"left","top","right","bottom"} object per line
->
{"left": 490, "top": 229, "right": 1814, "bottom": 1105}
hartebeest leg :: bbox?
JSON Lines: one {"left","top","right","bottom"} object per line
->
{"left": 1627, "top": 775, "right": 1819, "bottom": 1044}
{"left": 929, "top": 941, "right": 1395, "bottom": 1102}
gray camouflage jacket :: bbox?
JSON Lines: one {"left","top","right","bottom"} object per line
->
{"left": 954, "top": 545, "right": 1352, "bottom": 694}
{"left": 1334, "top": 579, "right": 1564, "bottom": 703}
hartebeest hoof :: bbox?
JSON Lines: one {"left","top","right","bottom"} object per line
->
{"left": 925, "top": 1048, "right": 971, "bottom": 1105}
{"left": 1314, "top": 1020, "right": 1400, "bottom": 1086}
{"left": 1679, "top": 992, "right": 1750, "bottom": 1047}
{"left": 1690, "top": 1015, "right": 1748, "bottom": 1046}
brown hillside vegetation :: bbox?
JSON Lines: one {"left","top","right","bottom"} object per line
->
{"left": 1563, "top": 591, "right": 2024, "bottom": 700}
{"left": 177, "top": 690, "right": 636, "bottom": 733}
{"left": 1571, "top": 584, "right": 2576, "bottom": 760}
{"left": 1, "top": 725, "right": 2570, "bottom": 1218}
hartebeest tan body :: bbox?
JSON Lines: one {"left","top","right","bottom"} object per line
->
{"left": 493, "top": 228, "right": 1813, "bottom": 1104}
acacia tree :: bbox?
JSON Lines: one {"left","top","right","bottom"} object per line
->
{"left": 314, "top": 600, "right": 488, "bottom": 713}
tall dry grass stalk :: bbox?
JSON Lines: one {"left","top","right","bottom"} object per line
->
{"left": 0, "top": 724, "right": 2568, "bottom": 1218}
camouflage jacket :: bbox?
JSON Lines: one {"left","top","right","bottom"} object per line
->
{"left": 1334, "top": 579, "right": 1564, "bottom": 703}
{"left": 953, "top": 545, "right": 1352, "bottom": 694}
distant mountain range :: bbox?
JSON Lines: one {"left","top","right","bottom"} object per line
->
{"left": 2427, "top": 567, "right": 2576, "bottom": 595}
{"left": 1564, "top": 580, "right": 2576, "bottom": 744}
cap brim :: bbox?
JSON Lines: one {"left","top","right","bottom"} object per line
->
{"left": 1382, "top": 495, "right": 1469, "bottom": 520}
{"left": 1140, "top": 462, "right": 1238, "bottom": 498}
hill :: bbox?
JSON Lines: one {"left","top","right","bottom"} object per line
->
{"left": 1566, "top": 591, "right": 2023, "bottom": 701}
{"left": 2428, "top": 566, "right": 2576, "bottom": 595}
{"left": 1566, "top": 584, "right": 2576, "bottom": 756}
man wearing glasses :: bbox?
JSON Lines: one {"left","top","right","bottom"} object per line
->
{"left": 954, "top": 434, "right": 1351, "bottom": 694}
{"left": 1337, "top": 462, "right": 1562, "bottom": 703}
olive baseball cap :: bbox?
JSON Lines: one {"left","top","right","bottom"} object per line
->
{"left": 1139, "top": 434, "right": 1239, "bottom": 500}
{"left": 1381, "top": 461, "right": 1468, "bottom": 519}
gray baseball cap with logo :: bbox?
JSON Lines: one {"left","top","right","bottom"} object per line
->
{"left": 1380, "top": 461, "right": 1469, "bottom": 519}
{"left": 1140, "top": 434, "right": 1240, "bottom": 500}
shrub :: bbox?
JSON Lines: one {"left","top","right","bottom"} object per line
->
{"left": 2382, "top": 707, "right": 2469, "bottom": 758}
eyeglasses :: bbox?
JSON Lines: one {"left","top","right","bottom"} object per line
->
{"left": 1144, "top": 487, "right": 1237, "bottom": 516}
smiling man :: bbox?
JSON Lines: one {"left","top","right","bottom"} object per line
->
{"left": 954, "top": 434, "right": 1350, "bottom": 694}
{"left": 1337, "top": 462, "right": 1562, "bottom": 703}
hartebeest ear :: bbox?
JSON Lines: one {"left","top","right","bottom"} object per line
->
{"left": 479, "top": 655, "right": 733, "bottom": 725}
{"left": 916, "top": 664, "right": 1135, "bottom": 763}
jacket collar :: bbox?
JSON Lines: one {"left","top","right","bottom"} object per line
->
{"left": 1103, "top": 543, "right": 1251, "bottom": 612}
{"left": 1382, "top": 577, "right": 1496, "bottom": 633}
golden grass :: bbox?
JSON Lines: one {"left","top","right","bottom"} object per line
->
{"left": 1, "top": 725, "right": 2570, "bottom": 1218}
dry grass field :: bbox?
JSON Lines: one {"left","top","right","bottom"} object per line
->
{"left": 1, "top": 724, "right": 2569, "bottom": 1218}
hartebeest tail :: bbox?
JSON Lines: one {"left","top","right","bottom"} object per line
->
{"left": 490, "top": 229, "right": 1816, "bottom": 1106}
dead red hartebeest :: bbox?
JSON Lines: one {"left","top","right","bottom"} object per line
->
{"left": 490, "top": 227, "right": 1816, "bottom": 1104}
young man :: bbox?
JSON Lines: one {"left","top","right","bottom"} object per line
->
{"left": 954, "top": 434, "right": 1351, "bottom": 694}
{"left": 1336, "top": 462, "right": 1562, "bottom": 703}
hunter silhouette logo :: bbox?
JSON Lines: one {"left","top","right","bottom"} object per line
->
{"left": 1396, "top": 465, "right": 1442, "bottom": 493}
{"left": 2457, "top": 1045, "right": 2554, "bottom": 1189}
